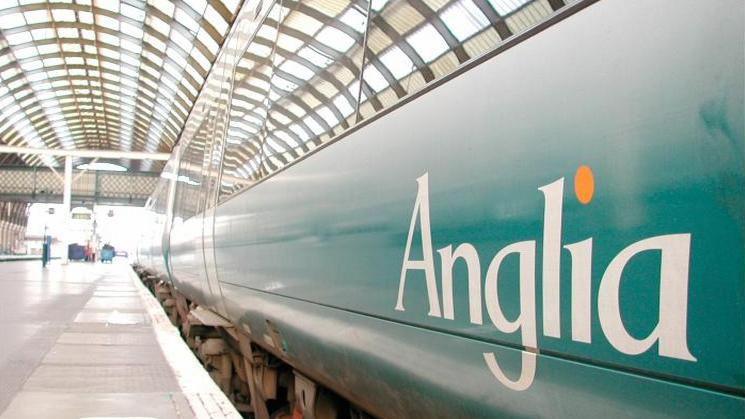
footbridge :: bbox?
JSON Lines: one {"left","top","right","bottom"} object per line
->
{"left": 0, "top": 166, "right": 160, "bottom": 206}
{"left": 0, "top": 146, "right": 168, "bottom": 257}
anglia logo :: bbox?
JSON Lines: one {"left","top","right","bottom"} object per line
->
{"left": 394, "top": 166, "right": 695, "bottom": 391}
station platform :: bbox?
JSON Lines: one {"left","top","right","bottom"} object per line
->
{"left": 0, "top": 255, "right": 43, "bottom": 262}
{"left": 0, "top": 260, "right": 240, "bottom": 419}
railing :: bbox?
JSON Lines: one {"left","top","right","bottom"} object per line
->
{"left": 0, "top": 166, "right": 159, "bottom": 206}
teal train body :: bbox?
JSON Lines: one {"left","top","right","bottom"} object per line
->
{"left": 138, "top": 0, "right": 745, "bottom": 416}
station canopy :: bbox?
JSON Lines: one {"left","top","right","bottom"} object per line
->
{"left": 0, "top": 0, "right": 242, "bottom": 171}
{"left": 0, "top": 0, "right": 569, "bottom": 173}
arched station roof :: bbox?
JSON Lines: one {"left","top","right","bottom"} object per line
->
{"left": 0, "top": 0, "right": 243, "bottom": 170}
{"left": 172, "top": 0, "right": 572, "bottom": 202}
{"left": 0, "top": 0, "right": 573, "bottom": 175}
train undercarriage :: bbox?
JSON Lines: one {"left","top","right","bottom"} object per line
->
{"left": 133, "top": 265, "right": 374, "bottom": 419}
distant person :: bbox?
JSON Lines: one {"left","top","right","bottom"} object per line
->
{"left": 41, "top": 235, "right": 51, "bottom": 268}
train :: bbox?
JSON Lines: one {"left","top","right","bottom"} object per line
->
{"left": 135, "top": 0, "right": 745, "bottom": 417}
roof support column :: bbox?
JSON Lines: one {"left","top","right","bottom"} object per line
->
{"left": 62, "top": 155, "right": 72, "bottom": 265}
{"left": 1, "top": 222, "right": 7, "bottom": 253}
{"left": 12, "top": 224, "right": 21, "bottom": 254}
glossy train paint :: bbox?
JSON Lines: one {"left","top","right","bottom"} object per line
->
{"left": 137, "top": 0, "right": 745, "bottom": 417}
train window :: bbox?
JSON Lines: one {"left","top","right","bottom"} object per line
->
{"left": 183, "top": 0, "right": 569, "bottom": 203}
{"left": 173, "top": 107, "right": 209, "bottom": 220}
{"left": 355, "top": 0, "right": 559, "bottom": 120}
{"left": 218, "top": 0, "right": 369, "bottom": 201}
{"left": 153, "top": 180, "right": 168, "bottom": 216}
{"left": 198, "top": 58, "right": 233, "bottom": 211}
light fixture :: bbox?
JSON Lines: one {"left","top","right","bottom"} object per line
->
{"left": 76, "top": 162, "right": 127, "bottom": 171}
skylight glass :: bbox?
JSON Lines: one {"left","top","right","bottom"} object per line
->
{"left": 51, "top": 9, "right": 75, "bottom": 23}
{"left": 0, "top": 3, "right": 18, "bottom": 12}
{"left": 184, "top": 0, "right": 207, "bottom": 14}
{"left": 272, "top": 76, "right": 299, "bottom": 93}
{"left": 150, "top": 0, "right": 174, "bottom": 17}
{"left": 279, "top": 60, "right": 315, "bottom": 81}
{"left": 487, "top": 0, "right": 530, "bottom": 16}
{"left": 339, "top": 7, "right": 367, "bottom": 33}
{"left": 441, "top": 0, "right": 490, "bottom": 41}
{"left": 371, "top": 0, "right": 389, "bottom": 12}
{"left": 7, "top": 32, "right": 33, "bottom": 46}
{"left": 302, "top": 115, "right": 324, "bottom": 135}
{"left": 0, "top": 13, "right": 25, "bottom": 29}
{"left": 297, "top": 47, "right": 334, "bottom": 68}
{"left": 314, "top": 106, "right": 338, "bottom": 127}
{"left": 348, "top": 80, "right": 367, "bottom": 101}
{"left": 406, "top": 24, "right": 449, "bottom": 62}
{"left": 332, "top": 95, "right": 354, "bottom": 117}
{"left": 316, "top": 26, "right": 355, "bottom": 52}
{"left": 379, "top": 46, "right": 415, "bottom": 79}
{"left": 205, "top": 5, "right": 229, "bottom": 34}
{"left": 24, "top": 10, "right": 49, "bottom": 25}
{"left": 175, "top": 7, "right": 199, "bottom": 33}
{"left": 121, "top": 3, "right": 145, "bottom": 21}
{"left": 362, "top": 65, "right": 388, "bottom": 92}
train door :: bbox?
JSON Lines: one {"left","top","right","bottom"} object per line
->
{"left": 197, "top": 105, "right": 226, "bottom": 316}
{"left": 198, "top": 58, "right": 234, "bottom": 317}
{"left": 161, "top": 145, "right": 180, "bottom": 281}
{"left": 169, "top": 135, "right": 210, "bottom": 300}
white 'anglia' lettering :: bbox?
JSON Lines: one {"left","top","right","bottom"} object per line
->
{"left": 483, "top": 240, "right": 537, "bottom": 391}
{"left": 565, "top": 238, "right": 593, "bottom": 343}
{"left": 438, "top": 244, "right": 483, "bottom": 324}
{"left": 538, "top": 179, "right": 563, "bottom": 338}
{"left": 598, "top": 234, "right": 696, "bottom": 361}
{"left": 395, "top": 172, "right": 696, "bottom": 391}
{"left": 395, "top": 173, "right": 441, "bottom": 317}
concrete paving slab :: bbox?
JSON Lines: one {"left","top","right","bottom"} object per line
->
{"left": 94, "top": 290, "right": 140, "bottom": 297}
{"left": 23, "top": 364, "right": 179, "bottom": 393}
{"left": 96, "top": 285, "right": 137, "bottom": 291}
{"left": 0, "top": 261, "right": 94, "bottom": 413}
{"left": 57, "top": 331, "right": 157, "bottom": 346}
{"left": 83, "top": 296, "right": 143, "bottom": 310}
{"left": 42, "top": 343, "right": 160, "bottom": 365}
{"left": 73, "top": 310, "right": 147, "bottom": 324}
{"left": 0, "top": 392, "right": 195, "bottom": 419}
{"left": 64, "top": 322, "right": 153, "bottom": 334}
{"left": 0, "top": 261, "right": 240, "bottom": 418}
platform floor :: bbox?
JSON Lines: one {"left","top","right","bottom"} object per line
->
{"left": 0, "top": 255, "right": 42, "bottom": 262}
{"left": 0, "top": 260, "right": 239, "bottom": 418}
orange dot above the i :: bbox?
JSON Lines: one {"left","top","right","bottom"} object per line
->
{"left": 574, "top": 165, "right": 594, "bottom": 204}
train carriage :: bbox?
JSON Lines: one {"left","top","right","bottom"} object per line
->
{"left": 137, "top": 0, "right": 745, "bottom": 417}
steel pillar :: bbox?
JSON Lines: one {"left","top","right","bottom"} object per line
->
{"left": 0, "top": 221, "right": 7, "bottom": 253}
{"left": 11, "top": 225, "right": 19, "bottom": 254}
{"left": 62, "top": 156, "right": 72, "bottom": 264}
{"left": 4, "top": 222, "right": 10, "bottom": 253}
